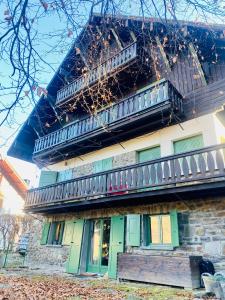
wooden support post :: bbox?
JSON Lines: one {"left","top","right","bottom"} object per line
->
{"left": 129, "top": 30, "right": 137, "bottom": 42}
{"left": 96, "top": 25, "right": 103, "bottom": 38}
{"left": 79, "top": 50, "right": 89, "bottom": 69}
{"left": 110, "top": 28, "right": 123, "bottom": 50}
{"left": 188, "top": 42, "right": 207, "bottom": 86}
{"left": 155, "top": 36, "right": 171, "bottom": 73}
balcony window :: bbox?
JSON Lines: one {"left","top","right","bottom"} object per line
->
{"left": 173, "top": 134, "right": 204, "bottom": 154}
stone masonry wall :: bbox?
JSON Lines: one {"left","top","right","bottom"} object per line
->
{"left": 27, "top": 196, "right": 225, "bottom": 272}
{"left": 71, "top": 151, "right": 137, "bottom": 178}
{"left": 25, "top": 217, "right": 70, "bottom": 272}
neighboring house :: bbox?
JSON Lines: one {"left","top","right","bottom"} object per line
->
{"left": 0, "top": 158, "right": 28, "bottom": 250}
{"left": 0, "top": 158, "right": 27, "bottom": 214}
{"left": 8, "top": 15, "right": 225, "bottom": 287}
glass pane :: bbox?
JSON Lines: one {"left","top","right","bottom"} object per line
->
{"left": 162, "top": 215, "right": 172, "bottom": 244}
{"left": 90, "top": 220, "right": 101, "bottom": 265}
{"left": 150, "top": 216, "right": 160, "bottom": 244}
{"left": 101, "top": 219, "right": 111, "bottom": 266}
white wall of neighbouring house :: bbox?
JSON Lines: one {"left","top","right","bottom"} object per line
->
{"left": 47, "top": 113, "right": 219, "bottom": 172}
{"left": 0, "top": 176, "right": 24, "bottom": 215}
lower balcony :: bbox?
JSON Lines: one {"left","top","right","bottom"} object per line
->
{"left": 26, "top": 143, "right": 225, "bottom": 213}
{"left": 33, "top": 79, "right": 183, "bottom": 163}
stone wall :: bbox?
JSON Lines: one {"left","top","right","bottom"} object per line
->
{"left": 70, "top": 151, "right": 137, "bottom": 178}
{"left": 25, "top": 217, "right": 69, "bottom": 271}
{"left": 26, "top": 196, "right": 225, "bottom": 272}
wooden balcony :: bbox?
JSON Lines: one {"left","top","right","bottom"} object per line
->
{"left": 33, "top": 79, "right": 183, "bottom": 161}
{"left": 56, "top": 42, "right": 137, "bottom": 106}
{"left": 26, "top": 143, "right": 225, "bottom": 213}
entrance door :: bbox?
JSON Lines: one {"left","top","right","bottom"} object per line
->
{"left": 66, "top": 219, "right": 84, "bottom": 274}
{"left": 87, "top": 218, "right": 111, "bottom": 274}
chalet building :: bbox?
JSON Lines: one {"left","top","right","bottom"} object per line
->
{"left": 8, "top": 15, "right": 225, "bottom": 287}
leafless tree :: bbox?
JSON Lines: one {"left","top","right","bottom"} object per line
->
{"left": 0, "top": 214, "right": 32, "bottom": 251}
{"left": 0, "top": 0, "right": 224, "bottom": 136}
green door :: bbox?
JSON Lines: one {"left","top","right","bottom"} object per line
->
{"left": 87, "top": 218, "right": 111, "bottom": 274}
{"left": 138, "top": 146, "right": 161, "bottom": 190}
{"left": 66, "top": 219, "right": 84, "bottom": 274}
{"left": 173, "top": 134, "right": 204, "bottom": 154}
{"left": 108, "top": 215, "right": 125, "bottom": 279}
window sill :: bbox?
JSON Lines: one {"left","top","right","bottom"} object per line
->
{"left": 140, "top": 244, "right": 174, "bottom": 251}
{"left": 45, "top": 244, "right": 63, "bottom": 248}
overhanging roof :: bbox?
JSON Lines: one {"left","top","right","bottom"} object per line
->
{"left": 7, "top": 13, "right": 225, "bottom": 163}
{"left": 0, "top": 158, "right": 28, "bottom": 199}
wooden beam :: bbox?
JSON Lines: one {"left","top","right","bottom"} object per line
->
{"left": 78, "top": 48, "right": 89, "bottom": 69}
{"left": 129, "top": 30, "right": 137, "bottom": 42}
{"left": 188, "top": 42, "right": 207, "bottom": 86}
{"left": 110, "top": 28, "right": 123, "bottom": 50}
{"left": 96, "top": 25, "right": 103, "bottom": 38}
{"left": 155, "top": 36, "right": 171, "bottom": 73}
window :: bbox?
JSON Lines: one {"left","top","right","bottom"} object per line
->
{"left": 173, "top": 134, "right": 204, "bottom": 154}
{"left": 137, "top": 146, "right": 161, "bottom": 163}
{"left": 47, "top": 221, "right": 65, "bottom": 245}
{"left": 142, "top": 210, "right": 179, "bottom": 249}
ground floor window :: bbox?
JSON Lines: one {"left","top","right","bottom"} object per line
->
{"left": 142, "top": 210, "right": 179, "bottom": 249}
{"left": 47, "top": 221, "right": 65, "bottom": 245}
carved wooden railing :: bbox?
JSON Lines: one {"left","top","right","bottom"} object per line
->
{"left": 26, "top": 143, "right": 225, "bottom": 208}
{"left": 56, "top": 42, "right": 137, "bottom": 105}
{"left": 34, "top": 79, "right": 182, "bottom": 154}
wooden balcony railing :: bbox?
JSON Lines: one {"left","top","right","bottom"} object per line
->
{"left": 34, "top": 79, "right": 182, "bottom": 155}
{"left": 56, "top": 42, "right": 137, "bottom": 105}
{"left": 26, "top": 143, "right": 225, "bottom": 209}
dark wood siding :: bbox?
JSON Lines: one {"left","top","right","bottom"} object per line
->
{"left": 184, "top": 78, "right": 225, "bottom": 119}
{"left": 118, "top": 253, "right": 202, "bottom": 288}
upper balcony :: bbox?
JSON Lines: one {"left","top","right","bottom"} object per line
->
{"left": 33, "top": 79, "right": 183, "bottom": 163}
{"left": 26, "top": 143, "right": 225, "bottom": 213}
{"left": 56, "top": 43, "right": 137, "bottom": 106}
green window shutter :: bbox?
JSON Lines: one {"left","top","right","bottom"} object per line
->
{"left": 102, "top": 157, "right": 112, "bottom": 171}
{"left": 57, "top": 169, "right": 73, "bottom": 182}
{"left": 39, "top": 170, "right": 58, "bottom": 187}
{"left": 108, "top": 216, "right": 125, "bottom": 279}
{"left": 40, "top": 222, "right": 50, "bottom": 245}
{"left": 93, "top": 157, "right": 112, "bottom": 173}
{"left": 126, "top": 214, "right": 141, "bottom": 246}
{"left": 66, "top": 219, "right": 84, "bottom": 274}
{"left": 138, "top": 146, "right": 161, "bottom": 163}
{"left": 63, "top": 221, "right": 75, "bottom": 245}
{"left": 58, "top": 222, "right": 65, "bottom": 244}
{"left": 170, "top": 210, "right": 179, "bottom": 247}
{"left": 142, "top": 215, "right": 151, "bottom": 246}
{"left": 93, "top": 160, "right": 103, "bottom": 173}
{"left": 173, "top": 134, "right": 204, "bottom": 154}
